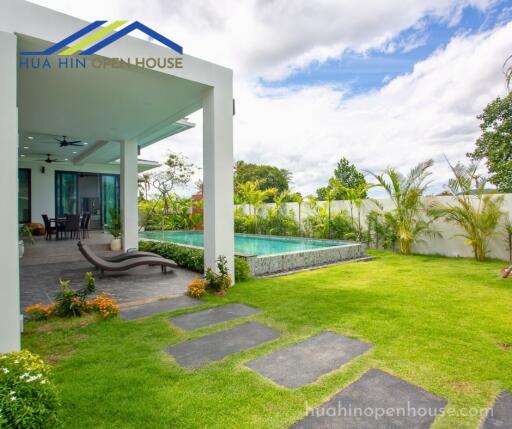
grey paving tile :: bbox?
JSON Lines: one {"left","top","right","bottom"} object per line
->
{"left": 21, "top": 233, "right": 195, "bottom": 311}
{"left": 166, "top": 321, "right": 280, "bottom": 369}
{"left": 291, "top": 368, "right": 447, "bottom": 429}
{"left": 246, "top": 332, "right": 372, "bottom": 388}
{"left": 482, "top": 391, "right": 512, "bottom": 429}
{"left": 169, "top": 303, "right": 261, "bottom": 331}
{"left": 120, "top": 296, "right": 203, "bottom": 320}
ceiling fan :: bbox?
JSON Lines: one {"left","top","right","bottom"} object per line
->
{"left": 43, "top": 135, "right": 84, "bottom": 147}
{"left": 38, "top": 154, "right": 64, "bottom": 164}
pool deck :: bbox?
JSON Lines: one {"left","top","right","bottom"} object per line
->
{"left": 20, "top": 232, "right": 195, "bottom": 311}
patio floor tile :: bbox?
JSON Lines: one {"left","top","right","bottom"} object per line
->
{"left": 290, "top": 368, "right": 447, "bottom": 428}
{"left": 169, "top": 303, "right": 261, "bottom": 331}
{"left": 120, "top": 296, "right": 203, "bottom": 320}
{"left": 246, "top": 332, "right": 372, "bottom": 388}
{"left": 166, "top": 321, "right": 280, "bottom": 369}
{"left": 482, "top": 391, "right": 512, "bottom": 429}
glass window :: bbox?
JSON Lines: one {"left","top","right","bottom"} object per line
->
{"left": 55, "top": 171, "right": 78, "bottom": 217}
{"left": 101, "top": 175, "right": 120, "bottom": 228}
{"left": 18, "top": 169, "right": 31, "bottom": 223}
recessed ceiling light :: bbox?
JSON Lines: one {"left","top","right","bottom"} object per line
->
{"left": 23, "top": 146, "right": 28, "bottom": 149}
{"left": 83, "top": 142, "right": 88, "bottom": 145}
{"left": 20, "top": 154, "right": 25, "bottom": 157}
{"left": 64, "top": 158, "right": 69, "bottom": 161}
{"left": 27, "top": 136, "right": 34, "bottom": 140}
{"left": 72, "top": 151, "right": 77, "bottom": 154}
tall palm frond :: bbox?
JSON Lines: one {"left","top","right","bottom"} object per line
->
{"left": 429, "top": 159, "right": 504, "bottom": 261}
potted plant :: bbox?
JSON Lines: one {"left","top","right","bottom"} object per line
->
{"left": 107, "top": 208, "right": 122, "bottom": 251}
{"left": 19, "top": 224, "right": 34, "bottom": 258}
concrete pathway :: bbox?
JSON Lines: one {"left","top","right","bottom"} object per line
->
{"left": 118, "top": 298, "right": 450, "bottom": 429}
{"left": 291, "top": 368, "right": 447, "bottom": 428}
{"left": 120, "top": 296, "right": 203, "bottom": 321}
{"left": 246, "top": 332, "right": 372, "bottom": 389}
{"left": 21, "top": 232, "right": 194, "bottom": 310}
{"left": 169, "top": 303, "right": 260, "bottom": 331}
{"left": 166, "top": 321, "right": 280, "bottom": 369}
{"left": 482, "top": 391, "right": 512, "bottom": 429}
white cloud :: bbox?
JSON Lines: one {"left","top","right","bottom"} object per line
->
{"left": 30, "top": 0, "right": 511, "bottom": 197}
{"left": 227, "top": 23, "right": 512, "bottom": 195}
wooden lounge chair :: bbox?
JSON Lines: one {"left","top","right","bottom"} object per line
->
{"left": 77, "top": 241, "right": 177, "bottom": 276}
{"left": 101, "top": 249, "right": 161, "bottom": 262}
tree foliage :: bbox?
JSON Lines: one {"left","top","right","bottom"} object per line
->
{"left": 467, "top": 93, "right": 512, "bottom": 192}
{"left": 234, "top": 161, "right": 291, "bottom": 202}
{"left": 370, "top": 159, "right": 436, "bottom": 255}
{"left": 430, "top": 161, "right": 504, "bottom": 261}
{"left": 316, "top": 158, "right": 367, "bottom": 200}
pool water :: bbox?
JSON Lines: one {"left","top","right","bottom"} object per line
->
{"left": 139, "top": 230, "right": 348, "bottom": 256}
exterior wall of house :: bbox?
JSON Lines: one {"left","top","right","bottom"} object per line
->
{"left": 238, "top": 194, "right": 512, "bottom": 262}
{"left": 0, "top": 30, "right": 20, "bottom": 352}
{"left": 19, "top": 160, "right": 123, "bottom": 224}
{"left": 2, "top": 0, "right": 234, "bottom": 351}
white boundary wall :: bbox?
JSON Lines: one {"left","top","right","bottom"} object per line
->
{"left": 238, "top": 194, "right": 512, "bottom": 261}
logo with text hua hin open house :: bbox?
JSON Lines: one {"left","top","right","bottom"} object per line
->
{"left": 19, "top": 20, "right": 183, "bottom": 70}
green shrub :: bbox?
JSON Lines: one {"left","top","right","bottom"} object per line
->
{"left": 0, "top": 350, "right": 60, "bottom": 428}
{"left": 139, "top": 241, "right": 251, "bottom": 281}
{"left": 205, "top": 256, "right": 231, "bottom": 292}
{"left": 234, "top": 256, "right": 251, "bottom": 281}
{"left": 53, "top": 272, "right": 96, "bottom": 317}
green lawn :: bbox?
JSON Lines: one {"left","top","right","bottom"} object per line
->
{"left": 23, "top": 251, "right": 512, "bottom": 429}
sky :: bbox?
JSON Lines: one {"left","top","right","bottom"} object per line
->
{"left": 32, "top": 0, "right": 512, "bottom": 197}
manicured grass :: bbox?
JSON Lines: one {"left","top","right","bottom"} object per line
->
{"left": 23, "top": 251, "right": 512, "bottom": 428}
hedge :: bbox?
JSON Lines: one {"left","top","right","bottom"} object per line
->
{"left": 139, "top": 240, "right": 251, "bottom": 282}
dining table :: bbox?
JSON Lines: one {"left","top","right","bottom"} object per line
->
{"left": 50, "top": 216, "right": 84, "bottom": 240}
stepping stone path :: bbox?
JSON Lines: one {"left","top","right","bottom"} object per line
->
{"left": 482, "top": 391, "right": 512, "bottom": 429}
{"left": 291, "top": 368, "right": 447, "bottom": 429}
{"left": 120, "top": 296, "right": 203, "bottom": 320}
{"left": 132, "top": 299, "right": 447, "bottom": 429}
{"left": 246, "top": 332, "right": 372, "bottom": 388}
{"left": 169, "top": 303, "right": 260, "bottom": 331}
{"left": 166, "top": 321, "right": 280, "bottom": 369}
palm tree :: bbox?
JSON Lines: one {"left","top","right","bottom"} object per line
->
{"left": 370, "top": 159, "right": 436, "bottom": 255}
{"left": 323, "top": 186, "right": 338, "bottom": 239}
{"left": 430, "top": 160, "right": 504, "bottom": 261}
{"left": 291, "top": 193, "right": 304, "bottom": 236}
{"left": 503, "top": 215, "right": 512, "bottom": 263}
{"left": 138, "top": 174, "right": 151, "bottom": 200}
{"left": 335, "top": 181, "right": 374, "bottom": 240}
{"left": 237, "top": 181, "right": 276, "bottom": 233}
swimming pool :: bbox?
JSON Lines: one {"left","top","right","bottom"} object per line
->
{"left": 139, "top": 230, "right": 349, "bottom": 256}
{"left": 139, "top": 231, "right": 365, "bottom": 276}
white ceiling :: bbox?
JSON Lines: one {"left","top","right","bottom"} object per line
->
{"left": 17, "top": 34, "right": 202, "bottom": 165}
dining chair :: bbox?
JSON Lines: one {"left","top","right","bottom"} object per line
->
{"left": 41, "top": 214, "right": 55, "bottom": 240}
{"left": 64, "top": 214, "right": 81, "bottom": 240}
{"left": 81, "top": 214, "right": 91, "bottom": 239}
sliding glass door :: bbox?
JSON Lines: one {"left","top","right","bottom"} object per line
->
{"left": 55, "top": 171, "right": 119, "bottom": 229}
{"left": 55, "top": 171, "right": 78, "bottom": 217}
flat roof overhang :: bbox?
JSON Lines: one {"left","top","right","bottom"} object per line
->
{"left": 16, "top": 33, "right": 204, "bottom": 166}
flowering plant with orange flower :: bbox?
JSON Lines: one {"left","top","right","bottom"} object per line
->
{"left": 187, "top": 278, "right": 207, "bottom": 298}
{"left": 25, "top": 303, "right": 55, "bottom": 321}
{"left": 86, "top": 293, "right": 119, "bottom": 319}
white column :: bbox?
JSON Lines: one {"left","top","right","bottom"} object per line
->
{"left": 120, "top": 140, "right": 139, "bottom": 251}
{"left": 0, "top": 31, "right": 20, "bottom": 352}
{"left": 202, "top": 80, "right": 235, "bottom": 281}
